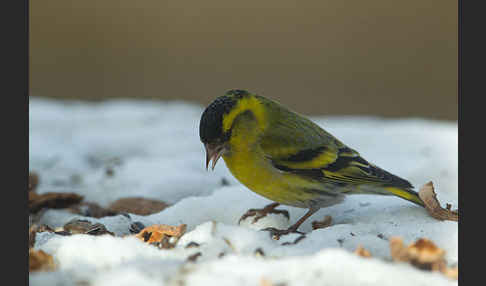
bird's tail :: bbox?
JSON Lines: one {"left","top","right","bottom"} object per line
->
{"left": 384, "top": 186, "right": 425, "bottom": 207}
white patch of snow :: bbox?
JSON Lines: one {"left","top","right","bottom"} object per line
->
{"left": 29, "top": 97, "right": 458, "bottom": 286}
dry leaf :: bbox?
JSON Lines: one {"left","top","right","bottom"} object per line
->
{"left": 260, "top": 278, "right": 273, "bottom": 286}
{"left": 311, "top": 215, "right": 332, "bottom": 230}
{"left": 62, "top": 219, "right": 114, "bottom": 236}
{"left": 407, "top": 238, "right": 445, "bottom": 265}
{"left": 259, "top": 277, "right": 287, "bottom": 286}
{"left": 29, "top": 192, "right": 84, "bottom": 213}
{"left": 442, "top": 266, "right": 459, "bottom": 280}
{"left": 389, "top": 237, "right": 457, "bottom": 280}
{"left": 389, "top": 237, "right": 409, "bottom": 262}
{"left": 29, "top": 226, "right": 36, "bottom": 249}
{"left": 135, "top": 224, "right": 187, "bottom": 249}
{"left": 30, "top": 224, "right": 56, "bottom": 248}
{"left": 68, "top": 201, "right": 118, "bottom": 218}
{"left": 36, "top": 224, "right": 55, "bottom": 233}
{"left": 186, "top": 252, "right": 202, "bottom": 262}
{"left": 108, "top": 197, "right": 169, "bottom": 216}
{"left": 390, "top": 237, "right": 445, "bottom": 268}
{"left": 254, "top": 248, "right": 265, "bottom": 257}
{"left": 29, "top": 249, "right": 56, "bottom": 272}
{"left": 29, "top": 172, "right": 39, "bottom": 192}
{"left": 129, "top": 222, "right": 146, "bottom": 234}
{"left": 281, "top": 234, "right": 306, "bottom": 246}
{"left": 185, "top": 242, "right": 200, "bottom": 249}
{"left": 418, "top": 182, "right": 458, "bottom": 221}
{"left": 223, "top": 237, "right": 237, "bottom": 253}
{"left": 354, "top": 245, "right": 371, "bottom": 258}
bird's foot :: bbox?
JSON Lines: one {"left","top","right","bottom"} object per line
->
{"left": 259, "top": 207, "right": 319, "bottom": 239}
{"left": 238, "top": 203, "right": 290, "bottom": 224}
{"left": 260, "top": 227, "right": 304, "bottom": 239}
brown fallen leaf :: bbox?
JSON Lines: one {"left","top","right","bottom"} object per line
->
{"left": 354, "top": 245, "right": 372, "bottom": 258}
{"left": 222, "top": 237, "right": 237, "bottom": 253}
{"left": 260, "top": 277, "right": 273, "bottom": 286}
{"left": 29, "top": 226, "right": 36, "bottom": 249}
{"left": 108, "top": 197, "right": 170, "bottom": 216}
{"left": 311, "top": 215, "right": 332, "bottom": 230}
{"left": 260, "top": 277, "right": 287, "bottom": 286}
{"left": 29, "top": 249, "right": 56, "bottom": 272}
{"left": 389, "top": 237, "right": 409, "bottom": 262}
{"left": 186, "top": 252, "right": 202, "bottom": 262}
{"left": 407, "top": 238, "right": 446, "bottom": 266}
{"left": 29, "top": 192, "right": 84, "bottom": 213}
{"left": 62, "top": 219, "right": 114, "bottom": 236}
{"left": 135, "top": 224, "right": 187, "bottom": 249}
{"left": 29, "top": 172, "right": 39, "bottom": 192}
{"left": 36, "top": 224, "right": 55, "bottom": 233}
{"left": 129, "top": 222, "right": 146, "bottom": 234}
{"left": 185, "top": 241, "right": 200, "bottom": 249}
{"left": 281, "top": 234, "right": 306, "bottom": 246}
{"left": 68, "top": 201, "right": 118, "bottom": 218}
{"left": 442, "top": 266, "right": 459, "bottom": 280}
{"left": 254, "top": 247, "right": 265, "bottom": 257}
{"left": 389, "top": 237, "right": 457, "bottom": 280}
{"left": 418, "top": 182, "right": 458, "bottom": 221}
{"left": 30, "top": 224, "right": 57, "bottom": 248}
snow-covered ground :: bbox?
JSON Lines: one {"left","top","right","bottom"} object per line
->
{"left": 29, "top": 97, "right": 458, "bottom": 286}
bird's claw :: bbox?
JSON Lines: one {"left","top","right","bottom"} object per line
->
{"left": 238, "top": 204, "right": 289, "bottom": 225}
{"left": 260, "top": 227, "right": 304, "bottom": 239}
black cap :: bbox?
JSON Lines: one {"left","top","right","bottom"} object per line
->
{"left": 199, "top": 94, "right": 237, "bottom": 143}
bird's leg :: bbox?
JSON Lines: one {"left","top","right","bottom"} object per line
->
{"left": 238, "top": 202, "right": 290, "bottom": 224}
{"left": 262, "top": 207, "right": 319, "bottom": 237}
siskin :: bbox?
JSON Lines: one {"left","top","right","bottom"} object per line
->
{"left": 199, "top": 89, "right": 424, "bottom": 235}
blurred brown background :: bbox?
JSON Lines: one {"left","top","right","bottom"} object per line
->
{"left": 30, "top": 0, "right": 457, "bottom": 120}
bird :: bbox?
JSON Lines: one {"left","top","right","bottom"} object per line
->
{"left": 199, "top": 89, "right": 425, "bottom": 236}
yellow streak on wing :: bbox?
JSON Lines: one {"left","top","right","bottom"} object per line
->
{"left": 222, "top": 96, "right": 267, "bottom": 133}
{"left": 384, "top": 187, "right": 423, "bottom": 205}
{"left": 322, "top": 170, "right": 360, "bottom": 184}
{"left": 278, "top": 147, "right": 364, "bottom": 171}
{"left": 349, "top": 160, "right": 370, "bottom": 168}
{"left": 276, "top": 149, "right": 338, "bottom": 169}
{"left": 323, "top": 168, "right": 388, "bottom": 186}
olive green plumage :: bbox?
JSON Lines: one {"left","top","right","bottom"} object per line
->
{"left": 200, "top": 89, "right": 424, "bottom": 234}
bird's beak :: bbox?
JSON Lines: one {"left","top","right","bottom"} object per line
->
{"left": 204, "top": 143, "right": 226, "bottom": 171}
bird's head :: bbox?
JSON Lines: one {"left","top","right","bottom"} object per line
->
{"left": 199, "top": 89, "right": 267, "bottom": 170}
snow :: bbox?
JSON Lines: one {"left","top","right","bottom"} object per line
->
{"left": 29, "top": 97, "right": 458, "bottom": 286}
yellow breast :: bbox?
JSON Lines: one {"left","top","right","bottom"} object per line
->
{"left": 222, "top": 145, "right": 316, "bottom": 207}
{"left": 219, "top": 97, "right": 319, "bottom": 208}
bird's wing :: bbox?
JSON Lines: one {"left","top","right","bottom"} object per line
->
{"left": 259, "top": 110, "right": 412, "bottom": 189}
{"left": 259, "top": 112, "right": 343, "bottom": 169}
